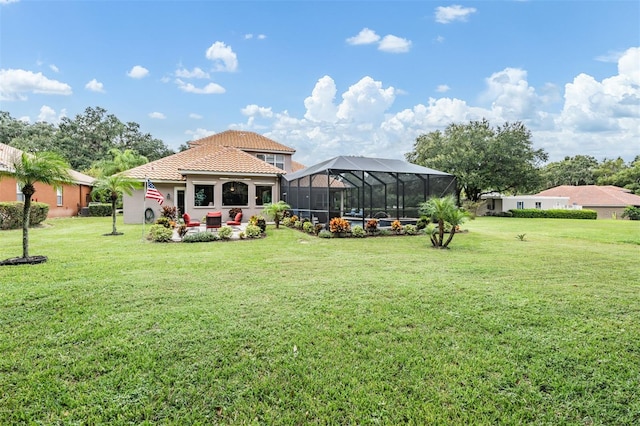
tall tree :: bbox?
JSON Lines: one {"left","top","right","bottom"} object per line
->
{"left": 406, "top": 119, "right": 547, "bottom": 202}
{"left": 87, "top": 148, "right": 148, "bottom": 178}
{"left": 539, "top": 155, "right": 599, "bottom": 188}
{"left": 0, "top": 152, "right": 73, "bottom": 264}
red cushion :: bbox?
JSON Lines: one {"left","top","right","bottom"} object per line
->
{"left": 234, "top": 213, "right": 242, "bottom": 222}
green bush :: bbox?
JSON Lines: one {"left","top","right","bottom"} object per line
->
{"left": 509, "top": 209, "right": 597, "bottom": 219}
{"left": 244, "top": 224, "right": 262, "bottom": 238}
{"left": 314, "top": 224, "right": 325, "bottom": 235}
{"left": 351, "top": 225, "right": 366, "bottom": 238}
{"left": 88, "top": 202, "right": 112, "bottom": 217}
{"left": 282, "top": 217, "right": 292, "bottom": 227}
{"left": 622, "top": 206, "right": 640, "bottom": 220}
{"left": 155, "top": 217, "right": 172, "bottom": 228}
{"left": 404, "top": 224, "right": 418, "bottom": 235}
{"left": 0, "top": 201, "right": 49, "bottom": 230}
{"left": 303, "top": 221, "right": 314, "bottom": 234}
{"left": 148, "top": 224, "right": 173, "bottom": 242}
{"left": 378, "top": 229, "right": 392, "bottom": 236}
{"left": 218, "top": 226, "right": 233, "bottom": 240}
{"left": 416, "top": 216, "right": 429, "bottom": 230}
{"left": 318, "top": 229, "right": 332, "bottom": 238}
{"left": 182, "top": 231, "right": 220, "bottom": 243}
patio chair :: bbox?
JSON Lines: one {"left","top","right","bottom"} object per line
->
{"left": 226, "top": 212, "right": 242, "bottom": 226}
{"left": 183, "top": 213, "right": 201, "bottom": 228}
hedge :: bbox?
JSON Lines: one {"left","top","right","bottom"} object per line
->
{"left": 508, "top": 208, "right": 597, "bottom": 219}
{"left": 0, "top": 201, "right": 50, "bottom": 230}
{"left": 88, "top": 202, "right": 112, "bottom": 217}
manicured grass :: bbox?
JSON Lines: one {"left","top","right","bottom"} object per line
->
{"left": 1, "top": 217, "right": 639, "bottom": 424}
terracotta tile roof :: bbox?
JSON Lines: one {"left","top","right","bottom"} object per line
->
{"left": 0, "top": 143, "right": 95, "bottom": 185}
{"left": 291, "top": 160, "right": 306, "bottom": 172}
{"left": 181, "top": 146, "right": 285, "bottom": 175}
{"left": 190, "top": 130, "right": 296, "bottom": 153}
{"left": 537, "top": 185, "right": 640, "bottom": 207}
{"left": 122, "top": 130, "right": 295, "bottom": 181}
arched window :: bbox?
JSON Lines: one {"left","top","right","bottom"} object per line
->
{"left": 222, "top": 181, "right": 248, "bottom": 206}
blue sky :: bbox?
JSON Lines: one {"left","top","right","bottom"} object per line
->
{"left": 1, "top": 0, "right": 638, "bottom": 166}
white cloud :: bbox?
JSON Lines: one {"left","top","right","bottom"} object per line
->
{"left": 85, "top": 78, "right": 105, "bottom": 93}
{"left": 482, "top": 67, "right": 539, "bottom": 120}
{"left": 337, "top": 76, "right": 395, "bottom": 122}
{"left": 435, "top": 5, "right": 477, "bottom": 24}
{"left": 0, "top": 68, "right": 72, "bottom": 101}
{"left": 148, "top": 112, "right": 166, "bottom": 119}
{"left": 346, "top": 28, "right": 380, "bottom": 45}
{"left": 0, "top": 0, "right": 20, "bottom": 4}
{"left": 435, "top": 35, "right": 445, "bottom": 43}
{"left": 241, "top": 104, "right": 274, "bottom": 118}
{"left": 189, "top": 113, "right": 203, "bottom": 119}
{"left": 205, "top": 41, "right": 238, "bottom": 72}
{"left": 185, "top": 127, "right": 216, "bottom": 140}
{"left": 257, "top": 34, "right": 266, "bottom": 40}
{"left": 378, "top": 35, "right": 411, "bottom": 53}
{"left": 175, "top": 67, "right": 210, "bottom": 79}
{"left": 127, "top": 65, "right": 149, "bottom": 79}
{"left": 175, "top": 79, "right": 226, "bottom": 94}
{"left": 36, "top": 105, "right": 66, "bottom": 123}
{"left": 436, "top": 84, "right": 450, "bottom": 93}
{"left": 49, "top": 64, "right": 59, "bottom": 73}
{"left": 304, "top": 76, "right": 338, "bottom": 123}
{"left": 245, "top": 34, "right": 254, "bottom": 40}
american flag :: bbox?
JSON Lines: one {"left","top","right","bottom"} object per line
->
{"left": 145, "top": 179, "right": 164, "bottom": 205}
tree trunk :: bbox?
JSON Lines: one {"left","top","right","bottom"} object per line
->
{"left": 21, "top": 190, "right": 34, "bottom": 259}
{"left": 443, "top": 227, "right": 456, "bottom": 248}
{"left": 437, "top": 219, "right": 445, "bottom": 247}
{"left": 111, "top": 198, "right": 118, "bottom": 234}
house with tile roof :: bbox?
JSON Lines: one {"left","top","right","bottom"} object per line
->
{"left": 0, "top": 142, "right": 95, "bottom": 218}
{"left": 121, "top": 130, "right": 303, "bottom": 224}
{"left": 536, "top": 185, "right": 640, "bottom": 219}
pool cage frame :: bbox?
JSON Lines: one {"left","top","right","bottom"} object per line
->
{"left": 281, "top": 156, "right": 456, "bottom": 228}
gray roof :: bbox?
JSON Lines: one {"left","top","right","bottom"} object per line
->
{"left": 284, "top": 155, "right": 452, "bottom": 181}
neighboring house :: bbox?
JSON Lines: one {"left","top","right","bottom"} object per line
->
{"left": 536, "top": 185, "right": 640, "bottom": 219}
{"left": 121, "top": 130, "right": 302, "bottom": 224}
{"left": 478, "top": 194, "right": 575, "bottom": 216}
{"left": 0, "top": 143, "right": 95, "bottom": 218}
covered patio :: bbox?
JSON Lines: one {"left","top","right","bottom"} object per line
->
{"left": 281, "top": 156, "right": 456, "bottom": 228}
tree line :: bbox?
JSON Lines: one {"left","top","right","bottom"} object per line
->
{"left": 1, "top": 107, "right": 174, "bottom": 174}
{"left": 406, "top": 119, "right": 640, "bottom": 201}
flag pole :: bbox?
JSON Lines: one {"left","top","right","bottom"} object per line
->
{"left": 142, "top": 176, "right": 147, "bottom": 240}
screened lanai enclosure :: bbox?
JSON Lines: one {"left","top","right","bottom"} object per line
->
{"left": 281, "top": 156, "right": 456, "bottom": 228}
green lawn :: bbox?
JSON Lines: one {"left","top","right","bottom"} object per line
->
{"left": 1, "top": 217, "right": 639, "bottom": 424}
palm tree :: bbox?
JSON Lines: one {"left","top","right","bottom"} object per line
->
{"left": 0, "top": 151, "right": 73, "bottom": 263}
{"left": 419, "top": 195, "right": 470, "bottom": 249}
{"left": 92, "top": 175, "right": 142, "bottom": 235}
{"left": 262, "top": 201, "right": 291, "bottom": 229}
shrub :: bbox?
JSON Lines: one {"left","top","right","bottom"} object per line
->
{"left": 365, "top": 219, "right": 378, "bottom": 235}
{"left": 378, "top": 228, "right": 392, "bottom": 236}
{"left": 329, "top": 217, "right": 351, "bottom": 234}
{"left": 228, "top": 207, "right": 242, "bottom": 220}
{"left": 404, "top": 224, "right": 418, "bottom": 235}
{"left": 416, "top": 216, "right": 429, "bottom": 230}
{"left": 303, "top": 221, "right": 314, "bottom": 233}
{"left": 391, "top": 220, "right": 403, "bottom": 235}
{"left": 294, "top": 220, "right": 303, "bottom": 229}
{"left": 290, "top": 215, "right": 299, "bottom": 224}
{"left": 0, "top": 201, "right": 49, "bottom": 230}
{"left": 351, "top": 225, "right": 366, "bottom": 238}
{"left": 148, "top": 224, "right": 173, "bottom": 242}
{"left": 622, "top": 206, "right": 640, "bottom": 220}
{"left": 218, "top": 226, "right": 233, "bottom": 240}
{"left": 177, "top": 225, "right": 188, "bottom": 238}
{"left": 244, "top": 224, "right": 262, "bottom": 238}
{"left": 88, "top": 202, "right": 112, "bottom": 217}
{"left": 314, "top": 224, "right": 324, "bottom": 235}
{"left": 249, "top": 215, "right": 267, "bottom": 233}
{"left": 155, "top": 217, "right": 172, "bottom": 228}
{"left": 509, "top": 209, "right": 597, "bottom": 219}
{"left": 318, "top": 230, "right": 332, "bottom": 238}
{"left": 282, "top": 217, "right": 292, "bottom": 227}
{"left": 160, "top": 205, "right": 178, "bottom": 220}
{"left": 182, "top": 232, "right": 220, "bottom": 243}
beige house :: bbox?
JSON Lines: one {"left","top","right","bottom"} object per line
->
{"left": 121, "top": 130, "right": 303, "bottom": 224}
{"left": 478, "top": 194, "right": 575, "bottom": 216}
{"left": 536, "top": 185, "right": 640, "bottom": 219}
